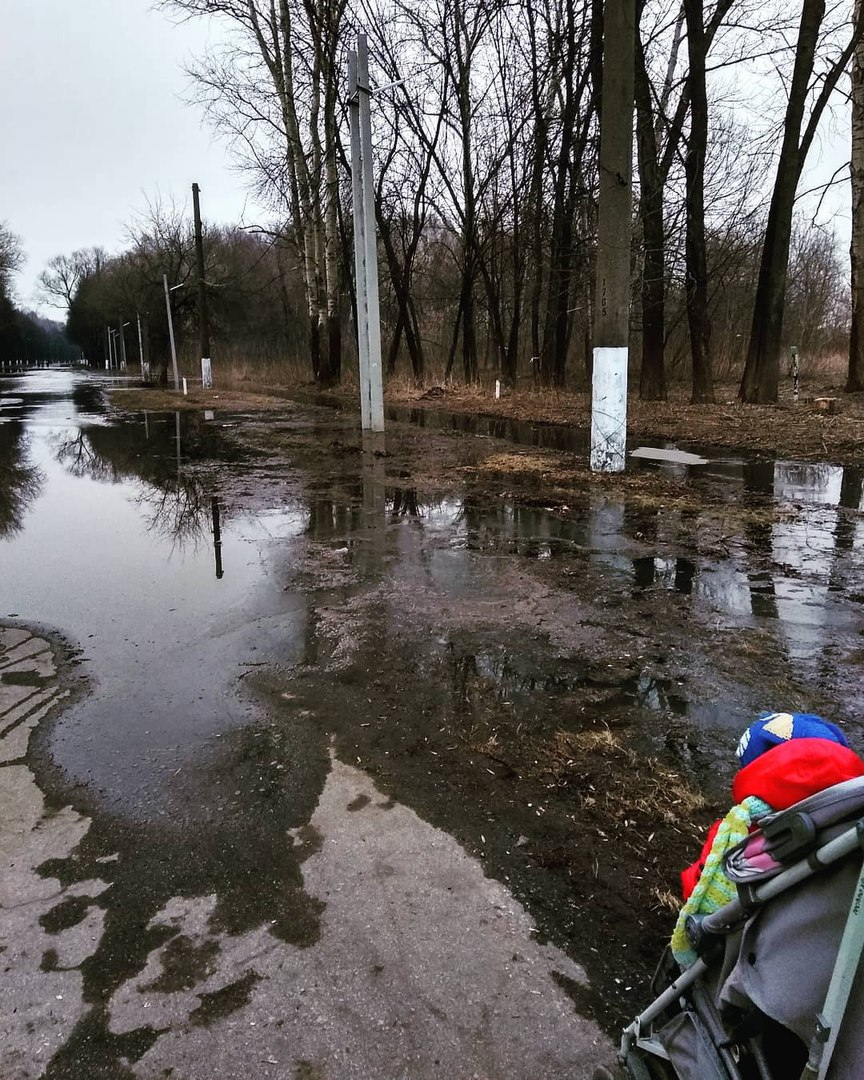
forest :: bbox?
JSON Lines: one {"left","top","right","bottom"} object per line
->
{"left": 0, "top": 224, "right": 78, "bottom": 367}
{"left": 28, "top": 0, "right": 864, "bottom": 403}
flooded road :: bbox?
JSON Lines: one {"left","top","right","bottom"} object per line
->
{"left": 2, "top": 369, "right": 863, "bottom": 1078}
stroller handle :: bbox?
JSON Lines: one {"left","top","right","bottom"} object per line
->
{"left": 620, "top": 817, "right": 864, "bottom": 1062}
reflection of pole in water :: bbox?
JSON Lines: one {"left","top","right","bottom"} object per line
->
{"left": 175, "top": 412, "right": 181, "bottom": 475}
{"left": 361, "top": 431, "right": 387, "bottom": 572}
{"left": 211, "top": 496, "right": 224, "bottom": 579}
{"left": 362, "top": 431, "right": 387, "bottom": 522}
{"left": 144, "top": 411, "right": 150, "bottom": 440}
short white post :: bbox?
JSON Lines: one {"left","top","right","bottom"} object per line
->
{"left": 590, "top": 349, "right": 628, "bottom": 472}
{"left": 495, "top": 379, "right": 501, "bottom": 400}
{"left": 182, "top": 377, "right": 188, "bottom": 396}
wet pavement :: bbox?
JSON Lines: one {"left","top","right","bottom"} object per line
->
{"left": 1, "top": 369, "right": 863, "bottom": 1078}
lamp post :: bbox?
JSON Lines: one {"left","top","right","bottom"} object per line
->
{"left": 137, "top": 312, "right": 148, "bottom": 381}
{"left": 119, "top": 321, "right": 130, "bottom": 370}
{"left": 162, "top": 274, "right": 183, "bottom": 391}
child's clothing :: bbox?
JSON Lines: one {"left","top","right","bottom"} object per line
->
{"left": 672, "top": 717, "right": 864, "bottom": 967}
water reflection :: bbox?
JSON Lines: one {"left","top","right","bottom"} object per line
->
{"left": 52, "top": 412, "right": 234, "bottom": 552}
{"left": 0, "top": 420, "right": 44, "bottom": 536}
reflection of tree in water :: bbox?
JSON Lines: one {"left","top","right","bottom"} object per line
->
{"left": 53, "top": 414, "right": 231, "bottom": 550}
{"left": 0, "top": 421, "right": 44, "bottom": 537}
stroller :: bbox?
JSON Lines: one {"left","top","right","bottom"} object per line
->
{"left": 607, "top": 776, "right": 864, "bottom": 1080}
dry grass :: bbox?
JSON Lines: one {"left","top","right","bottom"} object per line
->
{"left": 107, "top": 386, "right": 294, "bottom": 413}
{"left": 538, "top": 727, "right": 708, "bottom": 827}
{"left": 387, "top": 381, "right": 864, "bottom": 463}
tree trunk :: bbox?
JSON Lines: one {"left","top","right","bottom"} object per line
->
{"left": 683, "top": 0, "right": 714, "bottom": 403}
{"left": 635, "top": 33, "right": 666, "bottom": 401}
{"left": 740, "top": 0, "right": 826, "bottom": 403}
{"left": 850, "top": 0, "right": 864, "bottom": 392}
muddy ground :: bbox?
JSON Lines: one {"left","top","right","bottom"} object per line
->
{"left": 111, "top": 377, "right": 864, "bottom": 463}
{"left": 101, "top": 381, "right": 864, "bottom": 1034}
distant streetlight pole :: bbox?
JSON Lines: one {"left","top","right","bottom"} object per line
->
{"left": 163, "top": 274, "right": 182, "bottom": 391}
{"left": 119, "top": 320, "right": 130, "bottom": 370}
{"left": 192, "top": 183, "right": 213, "bottom": 389}
{"left": 105, "top": 326, "right": 111, "bottom": 371}
{"left": 136, "top": 312, "right": 148, "bottom": 381}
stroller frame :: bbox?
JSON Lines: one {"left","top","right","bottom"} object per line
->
{"left": 618, "top": 802, "right": 864, "bottom": 1080}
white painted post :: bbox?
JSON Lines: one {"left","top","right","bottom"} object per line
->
{"left": 495, "top": 379, "right": 501, "bottom": 400}
{"left": 182, "top": 377, "right": 188, "bottom": 395}
{"left": 349, "top": 33, "right": 385, "bottom": 433}
{"left": 590, "top": 349, "right": 629, "bottom": 471}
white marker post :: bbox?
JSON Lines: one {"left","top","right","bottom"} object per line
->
{"left": 348, "top": 33, "right": 385, "bottom": 433}
{"left": 590, "top": 0, "right": 635, "bottom": 473}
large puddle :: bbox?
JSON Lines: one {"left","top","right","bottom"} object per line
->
{"left": 3, "top": 370, "right": 864, "bottom": 797}
{"left": 2, "top": 369, "right": 864, "bottom": 1071}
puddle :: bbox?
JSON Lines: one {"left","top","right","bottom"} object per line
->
{"left": 2, "top": 369, "right": 864, "bottom": 1065}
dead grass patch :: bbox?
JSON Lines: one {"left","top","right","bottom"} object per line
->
{"left": 537, "top": 727, "right": 708, "bottom": 829}
{"left": 108, "top": 386, "right": 291, "bottom": 413}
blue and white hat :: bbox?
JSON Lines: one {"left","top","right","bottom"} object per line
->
{"left": 736, "top": 712, "right": 848, "bottom": 768}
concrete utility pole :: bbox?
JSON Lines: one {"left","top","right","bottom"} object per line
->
{"left": 590, "top": 0, "right": 636, "bottom": 472}
{"left": 137, "top": 312, "right": 147, "bottom": 380}
{"left": 192, "top": 183, "right": 213, "bottom": 390}
{"left": 119, "top": 321, "right": 130, "bottom": 370}
{"left": 348, "top": 33, "right": 385, "bottom": 432}
{"left": 163, "top": 274, "right": 181, "bottom": 391}
{"left": 105, "top": 327, "right": 111, "bottom": 371}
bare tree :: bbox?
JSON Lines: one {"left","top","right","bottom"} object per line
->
{"left": 37, "top": 249, "right": 106, "bottom": 311}
{"left": 850, "top": 0, "right": 864, "bottom": 391}
{"left": 740, "top": 0, "right": 864, "bottom": 402}
{"left": 162, "top": 0, "right": 346, "bottom": 385}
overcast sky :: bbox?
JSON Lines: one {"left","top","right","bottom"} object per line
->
{"left": 1, "top": 0, "right": 263, "bottom": 316}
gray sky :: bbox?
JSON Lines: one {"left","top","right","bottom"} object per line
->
{"left": 1, "top": 0, "right": 262, "bottom": 316}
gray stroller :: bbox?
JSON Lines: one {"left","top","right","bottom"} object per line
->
{"left": 607, "top": 776, "right": 864, "bottom": 1080}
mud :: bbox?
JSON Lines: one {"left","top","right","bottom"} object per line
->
{"left": 2, "top": 369, "right": 863, "bottom": 1076}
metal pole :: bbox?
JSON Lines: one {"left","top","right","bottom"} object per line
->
{"left": 356, "top": 33, "right": 385, "bottom": 432}
{"left": 119, "top": 321, "right": 129, "bottom": 370}
{"left": 590, "top": 0, "right": 636, "bottom": 472}
{"left": 192, "top": 183, "right": 213, "bottom": 389}
{"left": 163, "top": 274, "right": 181, "bottom": 391}
{"left": 105, "top": 327, "right": 111, "bottom": 371}
{"left": 349, "top": 48, "right": 372, "bottom": 430}
{"left": 137, "top": 312, "right": 146, "bottom": 380}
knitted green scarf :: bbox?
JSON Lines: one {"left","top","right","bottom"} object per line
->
{"left": 671, "top": 795, "right": 773, "bottom": 967}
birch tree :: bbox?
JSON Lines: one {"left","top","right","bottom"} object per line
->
{"left": 163, "top": 0, "right": 346, "bottom": 384}
{"left": 740, "top": 0, "right": 864, "bottom": 402}
{"left": 849, "top": 0, "right": 864, "bottom": 391}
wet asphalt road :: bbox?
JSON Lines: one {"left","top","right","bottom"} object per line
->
{"left": 0, "top": 371, "right": 614, "bottom": 1079}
